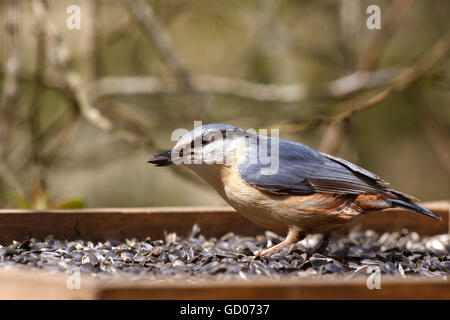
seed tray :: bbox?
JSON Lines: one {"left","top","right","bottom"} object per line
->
{"left": 0, "top": 201, "right": 448, "bottom": 299}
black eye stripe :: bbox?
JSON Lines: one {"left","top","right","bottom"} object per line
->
{"left": 189, "top": 131, "right": 226, "bottom": 149}
{"left": 221, "top": 130, "right": 228, "bottom": 139}
{"left": 202, "top": 135, "right": 215, "bottom": 146}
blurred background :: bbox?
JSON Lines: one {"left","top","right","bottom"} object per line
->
{"left": 0, "top": 0, "right": 449, "bottom": 209}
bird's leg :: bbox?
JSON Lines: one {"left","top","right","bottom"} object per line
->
{"left": 261, "top": 229, "right": 305, "bottom": 256}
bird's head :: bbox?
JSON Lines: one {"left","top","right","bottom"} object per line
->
{"left": 148, "top": 124, "right": 247, "bottom": 169}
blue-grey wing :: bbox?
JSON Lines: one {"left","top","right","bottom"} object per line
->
{"left": 238, "top": 136, "right": 394, "bottom": 197}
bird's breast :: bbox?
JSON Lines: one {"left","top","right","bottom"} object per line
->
{"left": 219, "top": 163, "right": 360, "bottom": 233}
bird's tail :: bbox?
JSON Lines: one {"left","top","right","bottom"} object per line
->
{"left": 389, "top": 199, "right": 442, "bottom": 221}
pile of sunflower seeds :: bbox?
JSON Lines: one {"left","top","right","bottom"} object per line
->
{"left": 0, "top": 225, "right": 448, "bottom": 280}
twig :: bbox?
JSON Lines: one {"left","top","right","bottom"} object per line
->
{"left": 88, "top": 69, "right": 400, "bottom": 103}
{"left": 1, "top": 67, "right": 401, "bottom": 105}
{"left": 32, "top": 0, "right": 113, "bottom": 132}
{"left": 28, "top": 6, "right": 47, "bottom": 190}
{"left": 358, "top": 0, "right": 413, "bottom": 71}
{"left": 84, "top": 0, "right": 100, "bottom": 81}
{"left": 418, "top": 101, "right": 450, "bottom": 176}
{"left": 41, "top": 109, "right": 81, "bottom": 164}
{"left": 334, "top": 87, "right": 394, "bottom": 123}
{"left": 319, "top": 0, "right": 409, "bottom": 154}
{"left": 0, "top": 0, "right": 20, "bottom": 154}
{"left": 99, "top": 16, "right": 133, "bottom": 51}
{"left": 28, "top": 0, "right": 161, "bottom": 161}
{"left": 0, "top": 0, "right": 22, "bottom": 206}
{"left": 318, "top": 0, "right": 362, "bottom": 155}
{"left": 123, "top": 0, "right": 206, "bottom": 118}
{"left": 1, "top": 0, "right": 20, "bottom": 111}
{"left": 282, "top": 30, "right": 450, "bottom": 133}
{"left": 317, "top": 122, "right": 345, "bottom": 156}
{"left": 1, "top": 67, "right": 403, "bottom": 106}
{"left": 219, "top": 0, "right": 278, "bottom": 73}
{"left": 123, "top": 0, "right": 194, "bottom": 92}
{"left": 339, "top": 0, "right": 361, "bottom": 72}
{"left": 422, "top": 115, "right": 450, "bottom": 176}
{"left": 393, "top": 31, "right": 450, "bottom": 90}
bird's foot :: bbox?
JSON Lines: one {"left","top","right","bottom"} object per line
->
{"left": 260, "top": 229, "right": 305, "bottom": 257}
{"left": 260, "top": 240, "right": 290, "bottom": 256}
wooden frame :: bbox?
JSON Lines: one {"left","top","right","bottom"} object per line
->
{"left": 0, "top": 201, "right": 448, "bottom": 299}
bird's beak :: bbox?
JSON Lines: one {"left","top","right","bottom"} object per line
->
{"left": 147, "top": 150, "right": 173, "bottom": 166}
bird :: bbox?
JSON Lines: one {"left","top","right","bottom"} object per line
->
{"left": 148, "top": 123, "right": 441, "bottom": 256}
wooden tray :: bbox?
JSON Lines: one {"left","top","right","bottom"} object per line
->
{"left": 0, "top": 201, "right": 448, "bottom": 299}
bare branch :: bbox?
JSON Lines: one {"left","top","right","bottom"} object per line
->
{"left": 88, "top": 69, "right": 400, "bottom": 103}
{"left": 123, "top": 0, "right": 194, "bottom": 92}
{"left": 83, "top": 0, "right": 100, "bottom": 81}
{"left": 339, "top": 0, "right": 361, "bottom": 71}
{"left": 123, "top": 0, "right": 207, "bottom": 118}
{"left": 318, "top": 0, "right": 362, "bottom": 155}
{"left": 0, "top": 0, "right": 22, "bottom": 206}
{"left": 32, "top": 0, "right": 113, "bottom": 132}
{"left": 1, "top": 66, "right": 403, "bottom": 104}
{"left": 0, "top": 0, "right": 20, "bottom": 153}
{"left": 27, "top": 0, "right": 160, "bottom": 157}
{"left": 423, "top": 114, "right": 450, "bottom": 176}
{"left": 1, "top": 0, "right": 20, "bottom": 112}
{"left": 318, "top": 122, "right": 345, "bottom": 155}
{"left": 281, "top": 30, "right": 450, "bottom": 133}
{"left": 419, "top": 102, "right": 450, "bottom": 176}
{"left": 358, "top": 0, "right": 413, "bottom": 71}
{"left": 28, "top": 5, "right": 48, "bottom": 190}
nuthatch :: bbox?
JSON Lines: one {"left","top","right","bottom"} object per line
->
{"left": 148, "top": 124, "right": 441, "bottom": 256}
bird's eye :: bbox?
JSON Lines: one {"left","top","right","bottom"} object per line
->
{"left": 202, "top": 135, "right": 215, "bottom": 146}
